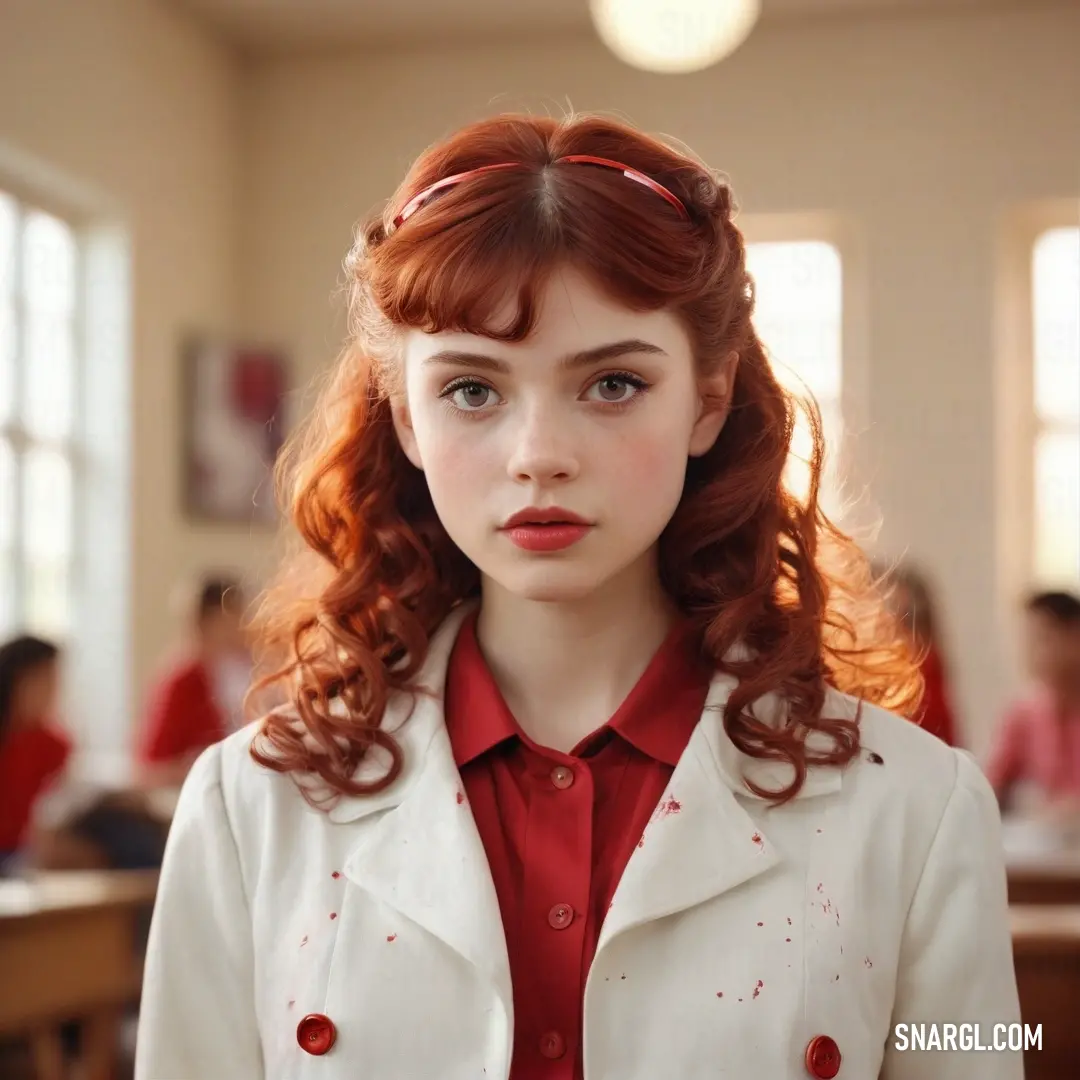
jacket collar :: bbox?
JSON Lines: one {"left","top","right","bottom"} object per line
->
{"left": 326, "top": 602, "right": 474, "bottom": 825}
{"left": 327, "top": 603, "right": 843, "bottom": 825}
{"left": 701, "top": 671, "right": 848, "bottom": 802}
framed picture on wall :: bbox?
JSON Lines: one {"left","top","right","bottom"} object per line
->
{"left": 182, "top": 336, "right": 289, "bottom": 525}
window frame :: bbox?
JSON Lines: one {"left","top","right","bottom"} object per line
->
{"left": 996, "top": 200, "right": 1080, "bottom": 664}
{"left": 739, "top": 212, "right": 865, "bottom": 522}
{"left": 1030, "top": 225, "right": 1080, "bottom": 589}
{"left": 0, "top": 185, "right": 86, "bottom": 638}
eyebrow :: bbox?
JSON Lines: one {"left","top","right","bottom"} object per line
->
{"left": 421, "top": 338, "right": 668, "bottom": 373}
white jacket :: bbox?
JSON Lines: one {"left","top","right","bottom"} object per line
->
{"left": 136, "top": 604, "right": 1022, "bottom": 1079}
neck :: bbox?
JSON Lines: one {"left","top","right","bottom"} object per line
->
{"left": 474, "top": 551, "right": 680, "bottom": 752}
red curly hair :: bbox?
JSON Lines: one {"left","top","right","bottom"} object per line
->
{"left": 250, "top": 113, "right": 920, "bottom": 804}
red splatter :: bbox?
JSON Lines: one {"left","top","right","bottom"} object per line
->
{"left": 756, "top": 921, "right": 764, "bottom": 927}
{"left": 456, "top": 791, "right": 465, "bottom": 805}
{"left": 751, "top": 832, "right": 763, "bottom": 847}
{"left": 300, "top": 936, "right": 309, "bottom": 947}
{"left": 752, "top": 980, "right": 763, "bottom": 999}
{"left": 637, "top": 834, "right": 646, "bottom": 849}
{"left": 816, "top": 882, "right": 823, "bottom": 893}
{"left": 657, "top": 796, "right": 682, "bottom": 818}
{"left": 864, "top": 957, "right": 873, "bottom": 969}
{"left": 287, "top": 1000, "right": 295, "bottom": 1009}
{"left": 716, "top": 992, "right": 723, "bottom": 998}
{"left": 331, "top": 871, "right": 341, "bottom": 880}
{"left": 816, "top": 828, "right": 823, "bottom": 834}
{"left": 387, "top": 934, "right": 397, "bottom": 942}
{"left": 785, "top": 937, "right": 791, "bottom": 943}
{"left": 329, "top": 912, "right": 338, "bottom": 921}
{"left": 786, "top": 917, "right": 792, "bottom": 926}
{"left": 835, "top": 911, "right": 841, "bottom": 927}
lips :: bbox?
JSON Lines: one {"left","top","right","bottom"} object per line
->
{"left": 501, "top": 507, "right": 591, "bottom": 529}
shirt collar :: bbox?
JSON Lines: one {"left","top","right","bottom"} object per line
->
{"left": 443, "top": 608, "right": 713, "bottom": 768}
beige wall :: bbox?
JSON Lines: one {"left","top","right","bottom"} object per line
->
{"left": 0, "top": 0, "right": 276, "bottom": 760}
{"left": 240, "top": 4, "right": 1080, "bottom": 754}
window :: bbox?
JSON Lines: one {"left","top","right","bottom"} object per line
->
{"left": 0, "top": 190, "right": 79, "bottom": 638}
{"left": 1032, "top": 226, "right": 1080, "bottom": 589}
{"left": 745, "top": 240, "right": 844, "bottom": 517}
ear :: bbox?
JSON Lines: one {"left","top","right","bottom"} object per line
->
{"left": 688, "top": 350, "right": 739, "bottom": 458}
{"left": 390, "top": 395, "right": 424, "bottom": 471}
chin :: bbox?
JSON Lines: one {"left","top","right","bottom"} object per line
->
{"left": 489, "top": 561, "right": 610, "bottom": 604}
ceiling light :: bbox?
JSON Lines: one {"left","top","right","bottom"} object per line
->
{"left": 590, "top": 0, "right": 762, "bottom": 74}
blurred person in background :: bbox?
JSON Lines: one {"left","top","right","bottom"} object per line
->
{"left": 986, "top": 591, "right": 1080, "bottom": 823}
{"left": 879, "top": 561, "right": 963, "bottom": 747}
{"left": 136, "top": 575, "right": 251, "bottom": 790}
{"left": 0, "top": 636, "right": 71, "bottom": 871}
{"left": 0, "top": 634, "right": 169, "bottom": 874}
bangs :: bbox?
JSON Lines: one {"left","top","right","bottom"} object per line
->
{"left": 365, "top": 163, "right": 709, "bottom": 345}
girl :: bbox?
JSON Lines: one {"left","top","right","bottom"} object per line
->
{"left": 0, "top": 635, "right": 168, "bottom": 873}
{"left": 136, "top": 576, "right": 252, "bottom": 790}
{"left": 137, "top": 115, "right": 1020, "bottom": 1080}
{"left": 880, "top": 561, "right": 963, "bottom": 747}
{"left": 0, "top": 636, "right": 70, "bottom": 869}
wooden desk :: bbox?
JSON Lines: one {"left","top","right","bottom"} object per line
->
{"left": 0, "top": 870, "right": 158, "bottom": 1080}
{"left": 1011, "top": 904, "right": 1080, "bottom": 1080}
{"left": 1007, "top": 848, "right": 1080, "bottom": 905}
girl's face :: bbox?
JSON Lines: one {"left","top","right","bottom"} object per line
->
{"left": 394, "top": 265, "right": 734, "bottom": 604}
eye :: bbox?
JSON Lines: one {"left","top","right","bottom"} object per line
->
{"left": 584, "top": 372, "right": 649, "bottom": 405}
{"left": 440, "top": 379, "right": 497, "bottom": 411}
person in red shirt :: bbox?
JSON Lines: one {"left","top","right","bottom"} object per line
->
{"left": 880, "top": 562, "right": 963, "bottom": 747}
{"left": 986, "top": 591, "right": 1080, "bottom": 819}
{"left": 139, "top": 115, "right": 1019, "bottom": 1080}
{"left": 136, "top": 577, "right": 251, "bottom": 789}
{"left": 0, "top": 636, "right": 70, "bottom": 862}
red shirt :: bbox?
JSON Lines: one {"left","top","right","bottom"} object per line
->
{"left": 985, "top": 689, "right": 1080, "bottom": 799}
{"left": 137, "top": 656, "right": 226, "bottom": 765}
{"left": 444, "top": 612, "right": 713, "bottom": 1079}
{"left": 917, "top": 647, "right": 960, "bottom": 747}
{"left": 0, "top": 724, "right": 71, "bottom": 850}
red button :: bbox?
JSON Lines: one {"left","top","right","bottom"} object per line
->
{"left": 550, "top": 765, "right": 574, "bottom": 790}
{"left": 548, "top": 903, "right": 574, "bottom": 930}
{"left": 539, "top": 1031, "right": 566, "bottom": 1059}
{"left": 297, "top": 1014, "right": 336, "bottom": 1056}
{"left": 805, "top": 1034, "right": 841, "bottom": 1078}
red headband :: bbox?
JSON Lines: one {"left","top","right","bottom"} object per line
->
{"left": 390, "top": 154, "right": 690, "bottom": 231}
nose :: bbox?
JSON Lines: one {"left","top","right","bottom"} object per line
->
{"left": 505, "top": 405, "right": 580, "bottom": 485}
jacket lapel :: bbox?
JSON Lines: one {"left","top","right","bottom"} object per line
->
{"left": 329, "top": 605, "right": 513, "bottom": 1015}
{"left": 598, "top": 675, "right": 845, "bottom": 950}
{"left": 326, "top": 605, "right": 846, "bottom": 1006}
